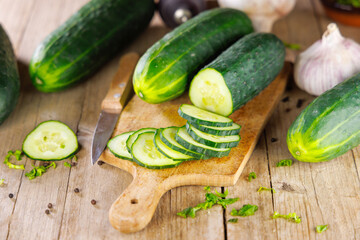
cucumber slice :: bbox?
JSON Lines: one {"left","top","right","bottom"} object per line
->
{"left": 178, "top": 104, "right": 233, "bottom": 127}
{"left": 107, "top": 131, "right": 135, "bottom": 160}
{"left": 154, "top": 129, "right": 195, "bottom": 161}
{"left": 187, "top": 122, "right": 241, "bottom": 136}
{"left": 22, "top": 120, "right": 78, "bottom": 161}
{"left": 175, "top": 126, "right": 231, "bottom": 157}
{"left": 126, "top": 127, "right": 156, "bottom": 153}
{"left": 186, "top": 123, "right": 240, "bottom": 148}
{"left": 159, "top": 127, "right": 208, "bottom": 159}
{"left": 131, "top": 132, "right": 181, "bottom": 169}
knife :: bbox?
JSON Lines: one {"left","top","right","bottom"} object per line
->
{"left": 91, "top": 52, "right": 140, "bottom": 165}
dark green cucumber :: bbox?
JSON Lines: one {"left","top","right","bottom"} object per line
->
{"left": 131, "top": 132, "right": 181, "bottom": 169}
{"left": 175, "top": 126, "right": 231, "bottom": 157}
{"left": 22, "top": 120, "right": 78, "bottom": 161}
{"left": 186, "top": 123, "right": 240, "bottom": 148}
{"left": 287, "top": 72, "right": 360, "bottom": 162}
{"left": 107, "top": 131, "right": 135, "bottom": 160}
{"left": 159, "top": 127, "right": 208, "bottom": 159}
{"left": 133, "top": 8, "right": 253, "bottom": 104}
{"left": 30, "top": 0, "right": 155, "bottom": 92}
{"left": 178, "top": 104, "right": 233, "bottom": 127}
{"left": 187, "top": 122, "right": 241, "bottom": 136}
{"left": 190, "top": 32, "right": 285, "bottom": 116}
{"left": 0, "top": 25, "right": 20, "bottom": 125}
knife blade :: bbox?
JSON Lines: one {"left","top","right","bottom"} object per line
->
{"left": 91, "top": 52, "right": 140, "bottom": 165}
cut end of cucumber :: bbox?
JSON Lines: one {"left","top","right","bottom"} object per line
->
{"left": 22, "top": 120, "right": 78, "bottom": 161}
{"left": 190, "top": 68, "right": 233, "bottom": 116}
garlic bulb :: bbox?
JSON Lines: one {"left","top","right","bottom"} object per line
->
{"left": 218, "top": 0, "right": 296, "bottom": 32}
{"left": 294, "top": 23, "right": 360, "bottom": 96}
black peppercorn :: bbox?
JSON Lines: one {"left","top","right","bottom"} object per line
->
{"left": 45, "top": 209, "right": 50, "bottom": 215}
{"left": 8, "top": 193, "right": 14, "bottom": 199}
{"left": 71, "top": 162, "right": 77, "bottom": 167}
{"left": 91, "top": 199, "right": 96, "bottom": 205}
{"left": 270, "top": 138, "right": 278, "bottom": 143}
{"left": 48, "top": 203, "right": 53, "bottom": 209}
{"left": 281, "top": 96, "right": 289, "bottom": 102}
{"left": 97, "top": 160, "right": 104, "bottom": 166}
{"left": 74, "top": 188, "right": 80, "bottom": 193}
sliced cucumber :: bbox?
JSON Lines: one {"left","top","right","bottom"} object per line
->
{"left": 107, "top": 131, "right": 135, "bottom": 160}
{"left": 175, "top": 126, "right": 230, "bottom": 157}
{"left": 154, "top": 129, "right": 195, "bottom": 161}
{"left": 178, "top": 104, "right": 233, "bottom": 127}
{"left": 126, "top": 127, "right": 156, "bottom": 153}
{"left": 186, "top": 123, "right": 240, "bottom": 148}
{"left": 159, "top": 127, "right": 208, "bottom": 159}
{"left": 131, "top": 132, "right": 181, "bottom": 169}
{"left": 22, "top": 120, "right": 78, "bottom": 161}
{"left": 187, "top": 122, "right": 241, "bottom": 136}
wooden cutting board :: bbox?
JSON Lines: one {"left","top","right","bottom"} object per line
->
{"left": 100, "top": 60, "right": 291, "bottom": 233}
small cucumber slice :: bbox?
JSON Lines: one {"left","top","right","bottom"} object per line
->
{"left": 22, "top": 120, "right": 78, "bottom": 161}
{"left": 126, "top": 127, "right": 156, "bottom": 153}
{"left": 131, "top": 132, "right": 181, "bottom": 169}
{"left": 159, "top": 127, "right": 208, "bottom": 159}
{"left": 186, "top": 123, "right": 240, "bottom": 148}
{"left": 187, "top": 122, "right": 241, "bottom": 136}
{"left": 175, "top": 126, "right": 230, "bottom": 157}
{"left": 178, "top": 104, "right": 233, "bottom": 127}
{"left": 154, "top": 129, "right": 195, "bottom": 161}
{"left": 107, "top": 131, "right": 135, "bottom": 160}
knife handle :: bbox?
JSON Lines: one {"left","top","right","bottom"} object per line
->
{"left": 101, "top": 52, "right": 140, "bottom": 113}
{"left": 109, "top": 170, "right": 165, "bottom": 233}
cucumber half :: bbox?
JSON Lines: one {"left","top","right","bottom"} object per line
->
{"left": 159, "top": 127, "right": 208, "bottom": 159}
{"left": 154, "top": 129, "right": 195, "bottom": 161}
{"left": 126, "top": 127, "right": 156, "bottom": 153}
{"left": 175, "top": 126, "right": 230, "bottom": 157}
{"left": 186, "top": 123, "right": 240, "bottom": 148}
{"left": 187, "top": 122, "right": 241, "bottom": 136}
{"left": 131, "top": 132, "right": 181, "bottom": 169}
{"left": 22, "top": 120, "right": 78, "bottom": 161}
{"left": 107, "top": 131, "right": 135, "bottom": 160}
{"left": 178, "top": 104, "right": 233, "bottom": 127}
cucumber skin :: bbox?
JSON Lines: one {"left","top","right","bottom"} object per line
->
{"left": 178, "top": 106, "right": 233, "bottom": 127}
{"left": 187, "top": 122, "right": 241, "bottom": 136}
{"left": 30, "top": 0, "right": 155, "bottom": 92}
{"left": 186, "top": 124, "right": 240, "bottom": 148}
{"left": 192, "top": 33, "right": 285, "bottom": 115}
{"left": 133, "top": 8, "right": 253, "bottom": 104}
{"left": 107, "top": 131, "right": 134, "bottom": 161}
{"left": 287, "top": 73, "right": 360, "bottom": 162}
{"left": 0, "top": 25, "right": 20, "bottom": 125}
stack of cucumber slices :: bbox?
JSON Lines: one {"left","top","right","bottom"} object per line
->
{"left": 107, "top": 104, "right": 241, "bottom": 169}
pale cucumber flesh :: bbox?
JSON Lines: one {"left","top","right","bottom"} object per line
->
{"left": 126, "top": 127, "right": 156, "bottom": 153}
{"left": 107, "top": 131, "right": 134, "bottom": 160}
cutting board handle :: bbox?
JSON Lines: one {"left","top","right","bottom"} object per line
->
{"left": 109, "top": 170, "right": 165, "bottom": 233}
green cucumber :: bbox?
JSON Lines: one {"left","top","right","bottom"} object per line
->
{"left": 22, "top": 120, "right": 78, "bottom": 161}
{"left": 131, "top": 132, "right": 181, "bottom": 169}
{"left": 126, "top": 128, "right": 156, "bottom": 153}
{"left": 107, "top": 131, "right": 135, "bottom": 160}
{"left": 287, "top": 72, "right": 360, "bottom": 162}
{"left": 133, "top": 8, "right": 253, "bottom": 104}
{"left": 154, "top": 129, "right": 195, "bottom": 161}
{"left": 30, "top": 0, "right": 155, "bottom": 92}
{"left": 159, "top": 127, "right": 208, "bottom": 159}
{"left": 186, "top": 123, "right": 240, "bottom": 148}
{"left": 175, "top": 126, "right": 230, "bottom": 157}
{"left": 179, "top": 104, "right": 233, "bottom": 127}
{"left": 187, "top": 122, "right": 241, "bottom": 136}
{"left": 0, "top": 25, "right": 20, "bottom": 125}
{"left": 190, "top": 32, "right": 285, "bottom": 116}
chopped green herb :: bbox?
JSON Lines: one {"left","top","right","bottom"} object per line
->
{"left": 25, "top": 162, "right": 57, "bottom": 180}
{"left": 231, "top": 204, "right": 258, "bottom": 217}
{"left": 4, "top": 151, "right": 25, "bottom": 170}
{"left": 14, "top": 150, "right": 22, "bottom": 161}
{"left": 177, "top": 187, "right": 239, "bottom": 218}
{"left": 64, "top": 162, "right": 72, "bottom": 168}
{"left": 316, "top": 225, "right": 328, "bottom": 233}
{"left": 0, "top": 179, "right": 4, "bottom": 186}
{"left": 228, "top": 218, "right": 238, "bottom": 223}
{"left": 248, "top": 172, "right": 257, "bottom": 182}
{"left": 336, "top": 0, "right": 360, "bottom": 7}
{"left": 283, "top": 41, "right": 301, "bottom": 50}
{"left": 257, "top": 186, "right": 276, "bottom": 193}
{"left": 276, "top": 159, "right": 293, "bottom": 167}
{"left": 72, "top": 155, "right": 78, "bottom": 162}
{"left": 272, "top": 211, "right": 301, "bottom": 223}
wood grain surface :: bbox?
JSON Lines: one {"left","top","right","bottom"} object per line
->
{"left": 1, "top": 0, "right": 360, "bottom": 239}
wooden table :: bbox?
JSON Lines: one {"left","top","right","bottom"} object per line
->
{"left": 1, "top": 0, "right": 360, "bottom": 239}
